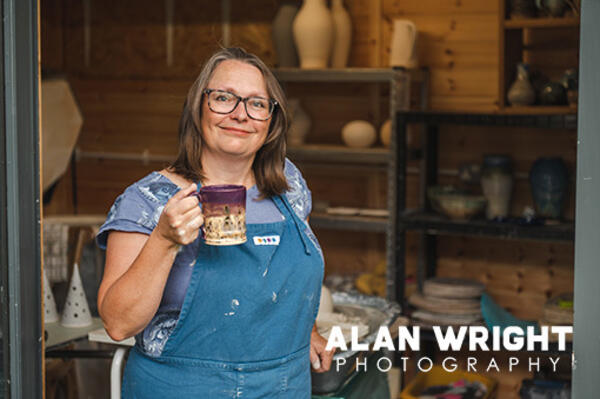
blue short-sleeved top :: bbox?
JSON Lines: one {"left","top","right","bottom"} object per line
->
{"left": 96, "top": 158, "right": 321, "bottom": 356}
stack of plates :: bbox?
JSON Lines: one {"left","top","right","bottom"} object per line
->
{"left": 539, "top": 292, "right": 573, "bottom": 342}
{"left": 409, "top": 277, "right": 485, "bottom": 328}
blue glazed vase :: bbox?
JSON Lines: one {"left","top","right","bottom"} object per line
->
{"left": 529, "top": 158, "right": 568, "bottom": 219}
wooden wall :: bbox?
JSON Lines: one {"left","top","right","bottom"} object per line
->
{"left": 41, "top": 1, "right": 575, "bottom": 396}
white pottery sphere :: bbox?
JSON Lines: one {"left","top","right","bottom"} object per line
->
{"left": 318, "top": 285, "right": 334, "bottom": 317}
{"left": 380, "top": 119, "right": 392, "bottom": 147}
{"left": 341, "top": 120, "right": 376, "bottom": 148}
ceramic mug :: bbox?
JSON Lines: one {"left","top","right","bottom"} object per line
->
{"left": 190, "top": 185, "right": 247, "bottom": 245}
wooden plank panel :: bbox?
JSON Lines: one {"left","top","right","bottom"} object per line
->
{"left": 170, "top": 0, "right": 224, "bottom": 77}
{"left": 430, "top": 95, "right": 499, "bottom": 111}
{"left": 41, "top": 0, "right": 64, "bottom": 71}
{"left": 383, "top": 14, "right": 498, "bottom": 47}
{"left": 71, "top": 79, "right": 188, "bottom": 153}
{"left": 230, "top": 0, "right": 278, "bottom": 66}
{"left": 383, "top": 0, "right": 499, "bottom": 15}
{"left": 63, "top": 0, "right": 222, "bottom": 79}
{"left": 417, "top": 41, "right": 498, "bottom": 69}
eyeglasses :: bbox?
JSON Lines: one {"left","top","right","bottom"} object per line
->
{"left": 203, "top": 89, "right": 277, "bottom": 121}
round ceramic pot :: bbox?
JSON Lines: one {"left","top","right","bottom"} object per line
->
{"left": 530, "top": 157, "right": 568, "bottom": 219}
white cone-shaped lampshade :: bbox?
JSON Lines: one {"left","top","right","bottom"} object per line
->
{"left": 60, "top": 263, "right": 92, "bottom": 327}
{"left": 43, "top": 268, "right": 59, "bottom": 323}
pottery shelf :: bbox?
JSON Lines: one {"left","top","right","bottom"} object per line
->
{"left": 498, "top": 0, "right": 579, "bottom": 109}
{"left": 273, "top": 67, "right": 427, "bottom": 83}
{"left": 400, "top": 211, "right": 574, "bottom": 242}
{"left": 503, "top": 17, "right": 580, "bottom": 29}
{"left": 310, "top": 212, "right": 387, "bottom": 233}
{"left": 287, "top": 144, "right": 420, "bottom": 166}
{"left": 275, "top": 66, "right": 429, "bottom": 292}
{"left": 391, "top": 110, "right": 577, "bottom": 303}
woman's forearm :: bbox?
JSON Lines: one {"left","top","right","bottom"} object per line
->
{"left": 99, "top": 230, "right": 180, "bottom": 341}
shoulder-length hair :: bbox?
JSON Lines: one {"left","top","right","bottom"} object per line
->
{"left": 168, "top": 47, "right": 289, "bottom": 198}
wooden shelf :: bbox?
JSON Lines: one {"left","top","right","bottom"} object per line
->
{"left": 287, "top": 144, "right": 421, "bottom": 166}
{"left": 288, "top": 144, "right": 389, "bottom": 165}
{"left": 504, "top": 17, "right": 579, "bottom": 29}
{"left": 310, "top": 212, "right": 387, "bottom": 233}
{"left": 273, "top": 67, "right": 427, "bottom": 83}
{"left": 397, "top": 110, "right": 577, "bottom": 130}
{"left": 498, "top": 105, "right": 577, "bottom": 115}
{"left": 400, "top": 211, "right": 574, "bottom": 242}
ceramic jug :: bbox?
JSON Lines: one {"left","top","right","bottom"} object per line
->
{"left": 293, "top": 0, "right": 334, "bottom": 69}
{"left": 507, "top": 63, "right": 535, "bottom": 106}
{"left": 389, "top": 20, "right": 418, "bottom": 68}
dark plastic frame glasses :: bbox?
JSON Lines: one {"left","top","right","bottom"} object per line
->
{"left": 204, "top": 89, "right": 278, "bottom": 121}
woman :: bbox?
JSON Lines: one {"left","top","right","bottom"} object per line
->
{"left": 96, "top": 47, "right": 333, "bottom": 397}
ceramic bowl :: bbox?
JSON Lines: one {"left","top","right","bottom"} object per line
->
{"left": 427, "top": 185, "right": 466, "bottom": 214}
{"left": 435, "top": 194, "right": 487, "bottom": 220}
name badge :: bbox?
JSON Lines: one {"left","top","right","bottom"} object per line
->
{"left": 253, "top": 235, "right": 280, "bottom": 246}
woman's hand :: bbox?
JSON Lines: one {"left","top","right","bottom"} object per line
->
{"left": 156, "top": 183, "right": 203, "bottom": 247}
{"left": 310, "top": 324, "right": 335, "bottom": 373}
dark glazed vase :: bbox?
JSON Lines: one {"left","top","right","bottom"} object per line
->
{"left": 530, "top": 158, "right": 568, "bottom": 219}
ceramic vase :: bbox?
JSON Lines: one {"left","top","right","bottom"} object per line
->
{"left": 481, "top": 155, "right": 513, "bottom": 220}
{"left": 293, "top": 0, "right": 334, "bottom": 69}
{"left": 535, "top": 0, "right": 566, "bottom": 16}
{"left": 540, "top": 82, "right": 568, "bottom": 105}
{"left": 389, "top": 20, "right": 418, "bottom": 68}
{"left": 507, "top": 63, "right": 535, "bottom": 106}
{"left": 330, "top": 0, "right": 352, "bottom": 68}
{"left": 530, "top": 157, "right": 568, "bottom": 219}
{"left": 272, "top": 0, "right": 300, "bottom": 67}
{"left": 287, "top": 99, "right": 311, "bottom": 146}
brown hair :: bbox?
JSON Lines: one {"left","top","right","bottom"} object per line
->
{"left": 168, "top": 47, "right": 289, "bottom": 198}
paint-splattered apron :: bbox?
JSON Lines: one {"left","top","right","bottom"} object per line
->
{"left": 121, "top": 194, "right": 324, "bottom": 398}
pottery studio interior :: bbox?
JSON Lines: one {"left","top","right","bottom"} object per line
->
{"left": 2, "top": 0, "right": 600, "bottom": 398}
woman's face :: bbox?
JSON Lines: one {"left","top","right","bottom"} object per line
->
{"left": 200, "top": 60, "right": 271, "bottom": 161}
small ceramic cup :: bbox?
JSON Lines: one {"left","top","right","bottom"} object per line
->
{"left": 190, "top": 185, "right": 247, "bottom": 245}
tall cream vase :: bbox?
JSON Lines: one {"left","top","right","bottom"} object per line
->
{"left": 293, "top": 0, "right": 334, "bottom": 69}
{"left": 330, "top": 0, "right": 352, "bottom": 68}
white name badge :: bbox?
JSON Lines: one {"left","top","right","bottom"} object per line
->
{"left": 253, "top": 235, "right": 280, "bottom": 246}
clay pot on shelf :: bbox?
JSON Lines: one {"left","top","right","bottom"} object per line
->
{"left": 539, "top": 82, "right": 568, "bottom": 106}
{"left": 530, "top": 157, "right": 569, "bottom": 220}
{"left": 287, "top": 99, "right": 311, "bottom": 146}
{"left": 507, "top": 63, "right": 535, "bottom": 106}
{"left": 481, "top": 155, "right": 514, "bottom": 220}
{"left": 341, "top": 120, "right": 376, "bottom": 148}
{"left": 293, "top": 0, "right": 334, "bottom": 69}
{"left": 330, "top": 0, "right": 352, "bottom": 68}
{"left": 272, "top": 0, "right": 300, "bottom": 68}
{"left": 560, "top": 68, "right": 578, "bottom": 107}
{"left": 535, "top": 0, "right": 567, "bottom": 16}
{"left": 510, "top": 0, "right": 536, "bottom": 18}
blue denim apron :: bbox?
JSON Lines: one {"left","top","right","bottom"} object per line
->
{"left": 122, "top": 194, "right": 324, "bottom": 398}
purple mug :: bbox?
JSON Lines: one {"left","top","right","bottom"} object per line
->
{"left": 191, "top": 185, "right": 247, "bottom": 245}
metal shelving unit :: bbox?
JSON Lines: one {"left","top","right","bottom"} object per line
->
{"left": 275, "top": 68, "right": 429, "bottom": 299}
{"left": 393, "top": 110, "right": 578, "bottom": 303}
